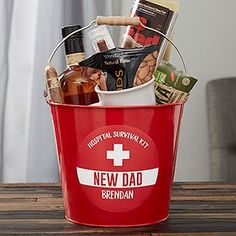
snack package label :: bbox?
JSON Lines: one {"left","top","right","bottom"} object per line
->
{"left": 88, "top": 25, "right": 115, "bottom": 53}
{"left": 154, "top": 61, "right": 198, "bottom": 93}
{"left": 154, "top": 83, "right": 189, "bottom": 104}
{"left": 77, "top": 125, "right": 159, "bottom": 213}
{"left": 123, "top": 0, "right": 174, "bottom": 47}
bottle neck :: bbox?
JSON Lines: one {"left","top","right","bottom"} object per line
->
{"left": 66, "top": 52, "right": 85, "bottom": 66}
{"left": 64, "top": 37, "right": 85, "bottom": 66}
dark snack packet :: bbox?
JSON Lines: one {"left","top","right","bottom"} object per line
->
{"left": 122, "top": 0, "right": 175, "bottom": 48}
{"left": 79, "top": 45, "right": 159, "bottom": 91}
{"left": 154, "top": 61, "right": 198, "bottom": 104}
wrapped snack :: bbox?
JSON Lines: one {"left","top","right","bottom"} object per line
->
{"left": 122, "top": 0, "right": 179, "bottom": 50}
{"left": 45, "top": 63, "right": 64, "bottom": 103}
{"left": 84, "top": 68, "right": 108, "bottom": 91}
{"left": 154, "top": 61, "right": 197, "bottom": 104}
{"left": 79, "top": 45, "right": 159, "bottom": 91}
{"left": 122, "top": 0, "right": 179, "bottom": 84}
{"left": 88, "top": 25, "right": 115, "bottom": 53}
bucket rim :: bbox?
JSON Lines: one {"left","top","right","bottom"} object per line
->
{"left": 47, "top": 100, "right": 185, "bottom": 109}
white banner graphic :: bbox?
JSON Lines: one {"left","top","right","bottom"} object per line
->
{"left": 77, "top": 167, "right": 159, "bottom": 188}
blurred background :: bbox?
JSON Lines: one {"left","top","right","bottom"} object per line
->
{"left": 0, "top": 0, "right": 236, "bottom": 183}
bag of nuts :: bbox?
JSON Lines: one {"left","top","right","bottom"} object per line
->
{"left": 133, "top": 50, "right": 158, "bottom": 86}
{"left": 79, "top": 45, "right": 160, "bottom": 91}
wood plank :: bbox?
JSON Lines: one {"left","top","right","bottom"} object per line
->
{"left": 170, "top": 213, "right": 236, "bottom": 219}
{"left": 36, "top": 198, "right": 63, "bottom": 204}
{"left": 172, "top": 188, "right": 236, "bottom": 195}
{"left": 171, "top": 195, "right": 236, "bottom": 201}
{"left": 0, "top": 210, "right": 64, "bottom": 219}
{"left": 180, "top": 183, "right": 236, "bottom": 190}
{"left": 170, "top": 202, "right": 236, "bottom": 212}
{"left": 0, "top": 202, "right": 64, "bottom": 211}
{"left": 0, "top": 193, "right": 54, "bottom": 199}
{"left": 0, "top": 183, "right": 60, "bottom": 188}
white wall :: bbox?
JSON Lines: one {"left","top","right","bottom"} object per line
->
{"left": 121, "top": 0, "right": 236, "bottom": 181}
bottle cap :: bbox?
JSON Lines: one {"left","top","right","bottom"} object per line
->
{"left": 61, "top": 25, "right": 84, "bottom": 55}
{"left": 62, "top": 25, "right": 83, "bottom": 39}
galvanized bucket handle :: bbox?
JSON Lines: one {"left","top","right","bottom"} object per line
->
{"left": 47, "top": 16, "right": 186, "bottom": 73}
{"left": 44, "top": 16, "right": 186, "bottom": 100}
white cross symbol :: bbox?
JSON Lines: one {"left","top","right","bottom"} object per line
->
{"left": 106, "top": 144, "right": 130, "bottom": 167}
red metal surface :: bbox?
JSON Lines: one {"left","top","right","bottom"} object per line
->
{"left": 49, "top": 102, "right": 184, "bottom": 227}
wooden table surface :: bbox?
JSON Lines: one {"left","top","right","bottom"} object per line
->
{"left": 0, "top": 182, "right": 235, "bottom": 235}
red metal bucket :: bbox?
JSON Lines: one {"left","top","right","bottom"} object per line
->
{"left": 49, "top": 102, "right": 184, "bottom": 227}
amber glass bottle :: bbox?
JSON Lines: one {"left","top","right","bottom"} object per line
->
{"left": 60, "top": 25, "right": 99, "bottom": 105}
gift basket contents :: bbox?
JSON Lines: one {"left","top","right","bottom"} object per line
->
{"left": 45, "top": 1, "right": 197, "bottom": 106}
{"left": 45, "top": 0, "right": 197, "bottom": 227}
